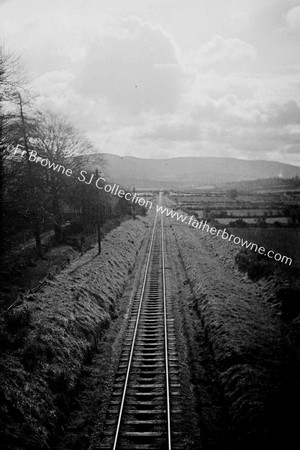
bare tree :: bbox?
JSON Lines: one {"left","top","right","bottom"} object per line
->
{"left": 0, "top": 44, "right": 30, "bottom": 252}
{"left": 31, "top": 111, "right": 95, "bottom": 242}
{"left": 0, "top": 43, "right": 28, "bottom": 152}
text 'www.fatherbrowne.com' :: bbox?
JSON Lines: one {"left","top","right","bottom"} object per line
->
{"left": 156, "top": 205, "right": 292, "bottom": 266}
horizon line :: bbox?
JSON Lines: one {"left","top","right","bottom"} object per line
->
{"left": 80, "top": 152, "right": 300, "bottom": 168}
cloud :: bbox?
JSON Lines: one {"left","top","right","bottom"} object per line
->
{"left": 31, "top": 71, "right": 83, "bottom": 121}
{"left": 31, "top": 70, "right": 114, "bottom": 131}
{"left": 286, "top": 6, "right": 300, "bottom": 27}
{"left": 230, "top": 11, "right": 251, "bottom": 26}
{"left": 5, "top": 5, "right": 185, "bottom": 120}
{"left": 139, "top": 96, "right": 300, "bottom": 164}
{"left": 265, "top": 100, "right": 300, "bottom": 126}
{"left": 191, "top": 95, "right": 262, "bottom": 125}
{"left": 0, "top": 0, "right": 133, "bottom": 77}
{"left": 1, "top": 3, "right": 185, "bottom": 116}
{"left": 285, "top": 144, "right": 300, "bottom": 154}
{"left": 142, "top": 120, "right": 202, "bottom": 143}
{"left": 192, "top": 35, "right": 256, "bottom": 68}
{"left": 74, "top": 17, "right": 185, "bottom": 114}
{"left": 0, "top": 0, "right": 299, "bottom": 165}
{"left": 32, "top": 71, "right": 75, "bottom": 99}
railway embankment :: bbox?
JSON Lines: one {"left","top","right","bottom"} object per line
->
{"left": 170, "top": 217, "right": 296, "bottom": 448}
{"left": 0, "top": 217, "right": 149, "bottom": 449}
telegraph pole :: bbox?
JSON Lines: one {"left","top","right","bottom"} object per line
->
{"left": 95, "top": 168, "right": 101, "bottom": 254}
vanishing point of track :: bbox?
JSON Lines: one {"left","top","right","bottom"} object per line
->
{"left": 98, "top": 195, "right": 183, "bottom": 449}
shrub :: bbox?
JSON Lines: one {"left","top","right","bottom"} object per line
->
{"left": 229, "top": 219, "right": 248, "bottom": 227}
{"left": 5, "top": 305, "right": 31, "bottom": 331}
{"left": 278, "top": 288, "right": 300, "bottom": 320}
{"left": 235, "top": 250, "right": 275, "bottom": 281}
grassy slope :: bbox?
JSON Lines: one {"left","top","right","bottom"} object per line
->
{"left": 0, "top": 217, "right": 148, "bottom": 449}
{"left": 170, "top": 217, "right": 286, "bottom": 447}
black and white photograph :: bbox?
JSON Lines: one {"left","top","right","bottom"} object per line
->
{"left": 1, "top": 1, "right": 300, "bottom": 449}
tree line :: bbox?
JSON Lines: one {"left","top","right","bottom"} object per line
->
{"left": 0, "top": 45, "right": 143, "bottom": 255}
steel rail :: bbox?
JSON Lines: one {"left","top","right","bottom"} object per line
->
{"left": 161, "top": 205, "right": 172, "bottom": 450}
{"left": 112, "top": 209, "right": 159, "bottom": 450}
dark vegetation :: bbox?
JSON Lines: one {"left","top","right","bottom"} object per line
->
{"left": 1, "top": 44, "right": 150, "bottom": 448}
{"left": 233, "top": 227, "right": 300, "bottom": 324}
{"left": 0, "top": 45, "right": 146, "bottom": 310}
{"left": 0, "top": 218, "right": 148, "bottom": 449}
{"left": 235, "top": 249, "right": 276, "bottom": 280}
{"left": 232, "top": 227, "right": 300, "bottom": 268}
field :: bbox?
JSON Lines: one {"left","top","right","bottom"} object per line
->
{"left": 229, "top": 227, "right": 300, "bottom": 267}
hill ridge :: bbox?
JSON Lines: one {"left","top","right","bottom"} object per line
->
{"left": 79, "top": 153, "right": 300, "bottom": 189}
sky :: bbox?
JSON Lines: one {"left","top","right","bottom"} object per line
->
{"left": 0, "top": 0, "right": 300, "bottom": 165}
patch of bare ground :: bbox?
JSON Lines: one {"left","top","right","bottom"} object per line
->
{"left": 166, "top": 215, "right": 289, "bottom": 449}
{"left": 0, "top": 216, "right": 149, "bottom": 449}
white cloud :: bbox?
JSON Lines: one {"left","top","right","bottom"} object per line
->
{"left": 31, "top": 71, "right": 81, "bottom": 119}
{"left": 0, "top": 2, "right": 185, "bottom": 115}
{"left": 0, "top": 0, "right": 299, "bottom": 165}
{"left": 264, "top": 100, "right": 300, "bottom": 126}
{"left": 74, "top": 16, "right": 185, "bottom": 114}
{"left": 192, "top": 35, "right": 256, "bottom": 67}
{"left": 139, "top": 94, "right": 300, "bottom": 164}
{"left": 0, "top": 0, "right": 120, "bottom": 75}
{"left": 230, "top": 11, "right": 251, "bottom": 26}
{"left": 286, "top": 6, "right": 300, "bottom": 27}
{"left": 32, "top": 71, "right": 75, "bottom": 98}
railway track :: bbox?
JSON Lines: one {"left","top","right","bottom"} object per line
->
{"left": 97, "top": 197, "right": 185, "bottom": 449}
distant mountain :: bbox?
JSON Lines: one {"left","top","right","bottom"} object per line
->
{"left": 78, "top": 153, "right": 300, "bottom": 189}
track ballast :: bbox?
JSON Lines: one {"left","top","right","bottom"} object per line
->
{"left": 97, "top": 199, "right": 184, "bottom": 449}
